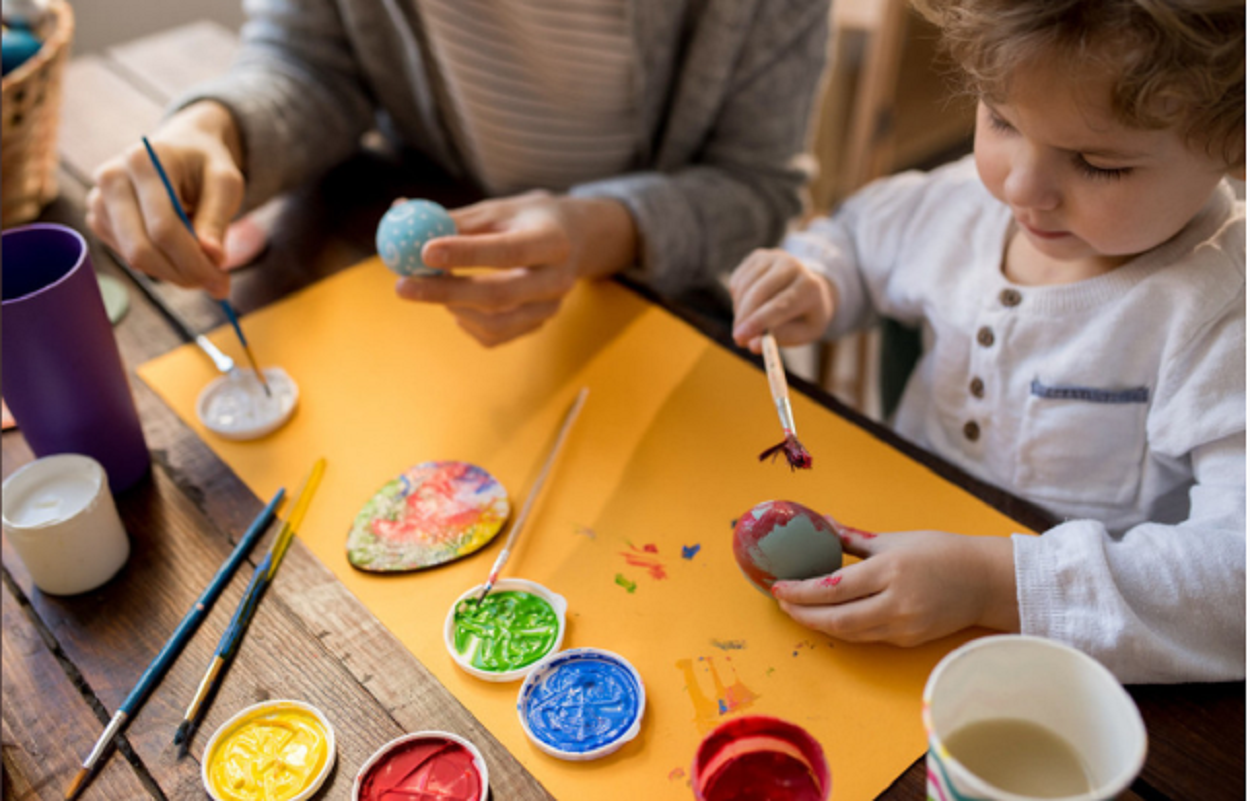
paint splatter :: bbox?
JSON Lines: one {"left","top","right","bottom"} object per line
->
{"left": 791, "top": 640, "right": 818, "bottom": 658}
{"left": 619, "top": 543, "right": 667, "bottom": 580}
{"left": 668, "top": 767, "right": 686, "bottom": 781}
{"left": 730, "top": 518, "right": 738, "bottom": 529}
{"left": 766, "top": 667, "right": 776, "bottom": 677}
{"left": 574, "top": 524, "right": 596, "bottom": 539}
{"left": 711, "top": 639, "right": 746, "bottom": 651}
{"left": 615, "top": 574, "right": 637, "bottom": 593}
{"left": 676, "top": 656, "right": 761, "bottom": 733}
{"left": 819, "top": 574, "right": 842, "bottom": 588}
{"left": 681, "top": 544, "right": 701, "bottom": 560}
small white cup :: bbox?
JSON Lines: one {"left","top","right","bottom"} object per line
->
{"left": 924, "top": 635, "right": 1147, "bottom": 801}
{"left": 2, "top": 454, "right": 130, "bottom": 595}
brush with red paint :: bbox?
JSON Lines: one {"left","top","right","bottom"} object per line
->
{"left": 757, "top": 332, "right": 813, "bottom": 470}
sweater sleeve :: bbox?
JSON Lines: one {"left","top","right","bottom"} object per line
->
{"left": 1013, "top": 431, "right": 1246, "bottom": 684}
{"left": 169, "top": 0, "right": 378, "bottom": 211}
{"left": 570, "top": 0, "right": 828, "bottom": 297}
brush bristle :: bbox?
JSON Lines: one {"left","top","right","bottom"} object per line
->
{"left": 173, "top": 720, "right": 190, "bottom": 747}
{"left": 64, "top": 767, "right": 89, "bottom": 800}
{"left": 758, "top": 434, "right": 813, "bottom": 470}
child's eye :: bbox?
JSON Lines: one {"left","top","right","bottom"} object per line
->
{"left": 986, "top": 111, "right": 1015, "bottom": 133}
{"left": 1073, "top": 155, "right": 1131, "bottom": 181}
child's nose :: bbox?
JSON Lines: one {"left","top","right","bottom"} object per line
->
{"left": 1003, "top": 149, "right": 1061, "bottom": 211}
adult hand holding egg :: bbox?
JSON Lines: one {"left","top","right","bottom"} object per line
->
{"left": 393, "top": 191, "right": 639, "bottom": 347}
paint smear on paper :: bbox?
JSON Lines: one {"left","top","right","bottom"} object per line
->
{"left": 574, "top": 524, "right": 596, "bottom": 539}
{"left": 711, "top": 639, "right": 746, "bottom": 651}
{"left": 346, "top": 461, "right": 509, "bottom": 572}
{"left": 682, "top": 544, "right": 701, "bottom": 560}
{"left": 668, "top": 767, "right": 686, "bottom": 781}
{"left": 676, "top": 656, "right": 761, "bottom": 733}
{"left": 620, "top": 543, "right": 667, "bottom": 579}
{"left": 615, "top": 574, "right": 637, "bottom": 593}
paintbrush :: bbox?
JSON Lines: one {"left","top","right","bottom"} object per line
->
{"left": 64, "top": 489, "right": 286, "bottom": 801}
{"left": 173, "top": 458, "right": 326, "bottom": 750}
{"left": 473, "top": 388, "right": 589, "bottom": 605}
{"left": 140, "top": 136, "right": 271, "bottom": 397}
{"left": 757, "top": 332, "right": 813, "bottom": 470}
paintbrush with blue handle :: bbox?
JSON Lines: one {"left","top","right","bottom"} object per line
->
{"left": 64, "top": 488, "right": 285, "bottom": 800}
{"left": 173, "top": 458, "right": 326, "bottom": 750}
{"left": 140, "top": 136, "right": 271, "bottom": 397}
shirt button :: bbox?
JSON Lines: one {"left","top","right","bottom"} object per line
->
{"left": 970, "top": 377, "right": 985, "bottom": 398}
{"left": 963, "top": 421, "right": 981, "bottom": 441}
{"left": 977, "top": 326, "right": 995, "bottom": 347}
{"left": 1000, "top": 288, "right": 1022, "bottom": 307}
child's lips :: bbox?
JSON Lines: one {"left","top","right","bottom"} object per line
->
{"left": 1021, "top": 220, "right": 1070, "bottom": 240}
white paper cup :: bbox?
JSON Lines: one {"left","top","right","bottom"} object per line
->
{"left": 924, "top": 635, "right": 1147, "bottom": 801}
{"left": 2, "top": 454, "right": 130, "bottom": 595}
{"left": 444, "top": 578, "right": 567, "bottom": 682}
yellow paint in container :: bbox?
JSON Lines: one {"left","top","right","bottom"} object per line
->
{"left": 203, "top": 700, "right": 336, "bottom": 801}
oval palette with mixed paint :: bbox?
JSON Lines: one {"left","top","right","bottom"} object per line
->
{"left": 353, "top": 731, "right": 488, "bottom": 801}
{"left": 732, "top": 500, "right": 843, "bottom": 594}
{"left": 202, "top": 700, "right": 335, "bottom": 801}
{"left": 517, "top": 647, "right": 644, "bottom": 760}
{"left": 445, "top": 578, "right": 567, "bottom": 681}
{"left": 347, "top": 461, "right": 510, "bottom": 572}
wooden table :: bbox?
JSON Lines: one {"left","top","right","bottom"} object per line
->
{"left": 2, "top": 21, "right": 1243, "bottom": 801}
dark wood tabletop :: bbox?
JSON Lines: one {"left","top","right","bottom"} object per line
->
{"left": 1, "top": 21, "right": 1243, "bottom": 801}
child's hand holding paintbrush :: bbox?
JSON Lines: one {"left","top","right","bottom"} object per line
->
{"left": 729, "top": 248, "right": 837, "bottom": 469}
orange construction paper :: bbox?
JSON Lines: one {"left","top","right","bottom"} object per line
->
{"left": 138, "top": 259, "right": 1035, "bottom": 800}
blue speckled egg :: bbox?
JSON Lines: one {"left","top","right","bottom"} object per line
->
{"left": 376, "top": 199, "right": 457, "bottom": 277}
{"left": 2, "top": 26, "right": 42, "bottom": 76}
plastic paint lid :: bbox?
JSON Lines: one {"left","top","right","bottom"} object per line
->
{"left": 202, "top": 699, "right": 336, "bottom": 801}
{"left": 196, "top": 367, "right": 299, "bottom": 441}
{"left": 444, "top": 578, "right": 568, "bottom": 682}
{"left": 691, "top": 715, "right": 831, "bottom": 801}
{"left": 516, "top": 647, "right": 644, "bottom": 760}
{"left": 353, "top": 730, "right": 489, "bottom": 801}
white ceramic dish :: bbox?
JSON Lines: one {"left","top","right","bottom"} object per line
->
{"left": 444, "top": 578, "right": 568, "bottom": 682}
{"left": 196, "top": 366, "right": 299, "bottom": 441}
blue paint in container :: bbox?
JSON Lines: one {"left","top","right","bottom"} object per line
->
{"left": 516, "top": 647, "right": 645, "bottom": 760}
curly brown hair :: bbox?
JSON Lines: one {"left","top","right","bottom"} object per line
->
{"left": 911, "top": 0, "right": 1245, "bottom": 166}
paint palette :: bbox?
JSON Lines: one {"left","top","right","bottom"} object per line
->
{"left": 354, "top": 731, "right": 489, "bottom": 801}
{"left": 732, "top": 500, "right": 843, "bottom": 594}
{"left": 516, "top": 647, "right": 645, "bottom": 760}
{"left": 197, "top": 367, "right": 299, "bottom": 441}
{"left": 202, "top": 699, "right": 336, "bottom": 801}
{"left": 444, "top": 578, "right": 568, "bottom": 682}
{"left": 347, "top": 461, "right": 510, "bottom": 572}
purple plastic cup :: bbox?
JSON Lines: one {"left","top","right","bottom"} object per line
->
{"left": 2, "top": 224, "right": 149, "bottom": 491}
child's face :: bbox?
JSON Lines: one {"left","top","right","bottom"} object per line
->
{"left": 974, "top": 60, "right": 1230, "bottom": 268}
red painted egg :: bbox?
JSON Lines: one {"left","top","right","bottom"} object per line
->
{"left": 732, "top": 500, "right": 843, "bottom": 595}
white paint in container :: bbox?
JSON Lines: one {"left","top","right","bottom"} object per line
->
{"left": 2, "top": 454, "right": 130, "bottom": 594}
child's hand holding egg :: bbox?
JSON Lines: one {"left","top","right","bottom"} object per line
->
{"left": 376, "top": 199, "right": 456, "bottom": 277}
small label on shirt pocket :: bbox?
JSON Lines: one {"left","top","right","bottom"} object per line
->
{"left": 1014, "top": 379, "right": 1149, "bottom": 509}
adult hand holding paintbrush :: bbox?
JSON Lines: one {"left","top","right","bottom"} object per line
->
{"left": 728, "top": 247, "right": 838, "bottom": 469}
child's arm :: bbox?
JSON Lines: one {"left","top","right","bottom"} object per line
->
{"left": 771, "top": 529, "right": 1020, "bottom": 646}
{"left": 729, "top": 249, "right": 838, "bottom": 353}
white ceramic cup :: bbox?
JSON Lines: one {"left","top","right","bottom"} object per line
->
{"left": 2, "top": 454, "right": 130, "bottom": 595}
{"left": 924, "top": 635, "right": 1147, "bottom": 801}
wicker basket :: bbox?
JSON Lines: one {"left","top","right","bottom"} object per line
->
{"left": 2, "top": 0, "right": 73, "bottom": 227}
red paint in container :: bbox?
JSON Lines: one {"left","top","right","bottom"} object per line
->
{"left": 354, "top": 731, "right": 488, "bottom": 801}
{"left": 692, "top": 716, "right": 831, "bottom": 801}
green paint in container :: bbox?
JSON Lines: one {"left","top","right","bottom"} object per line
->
{"left": 445, "top": 579, "right": 568, "bottom": 682}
